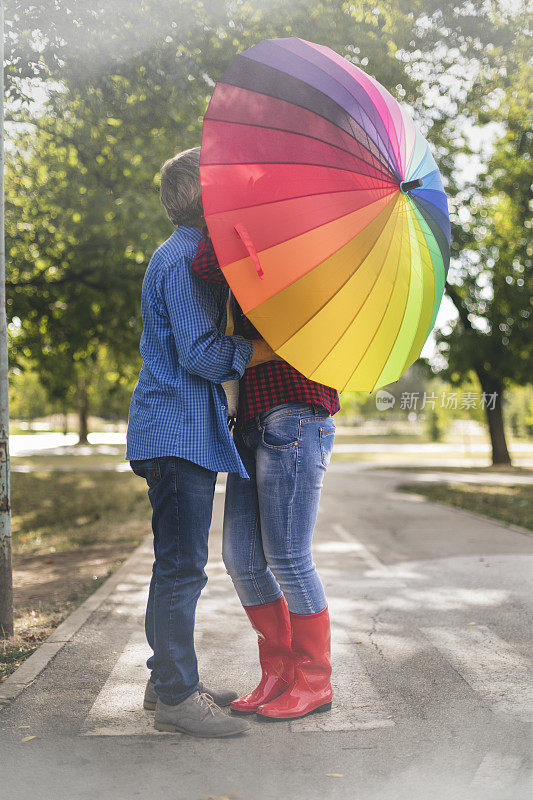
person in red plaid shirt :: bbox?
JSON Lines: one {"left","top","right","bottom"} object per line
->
{"left": 191, "top": 234, "right": 340, "bottom": 721}
{"left": 192, "top": 236, "right": 340, "bottom": 423}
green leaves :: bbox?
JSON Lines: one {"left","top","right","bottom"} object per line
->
{"left": 440, "top": 41, "right": 532, "bottom": 387}
{"left": 5, "top": 0, "right": 528, "bottom": 428}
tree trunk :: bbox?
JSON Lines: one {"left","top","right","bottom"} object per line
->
{"left": 0, "top": 534, "right": 13, "bottom": 638}
{"left": 77, "top": 381, "right": 89, "bottom": 445}
{"left": 475, "top": 370, "right": 511, "bottom": 466}
{"left": 446, "top": 286, "right": 512, "bottom": 466}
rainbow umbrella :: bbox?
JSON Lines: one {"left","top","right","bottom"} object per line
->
{"left": 200, "top": 37, "right": 449, "bottom": 391}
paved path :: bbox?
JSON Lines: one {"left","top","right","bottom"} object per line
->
{"left": 1, "top": 467, "right": 532, "bottom": 800}
{"left": 10, "top": 431, "right": 533, "bottom": 468}
{"left": 10, "top": 430, "right": 533, "bottom": 476}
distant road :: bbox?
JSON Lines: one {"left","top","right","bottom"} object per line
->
{"left": 10, "top": 432, "right": 125, "bottom": 456}
{"left": 9, "top": 431, "right": 533, "bottom": 461}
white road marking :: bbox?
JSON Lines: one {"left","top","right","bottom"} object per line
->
{"left": 421, "top": 625, "right": 533, "bottom": 717}
{"left": 331, "top": 523, "right": 389, "bottom": 574}
{"left": 81, "top": 620, "right": 533, "bottom": 736}
{"left": 84, "top": 630, "right": 159, "bottom": 736}
{"left": 290, "top": 626, "right": 395, "bottom": 732}
{"left": 83, "top": 624, "right": 396, "bottom": 736}
{"left": 470, "top": 751, "right": 523, "bottom": 790}
{"left": 82, "top": 528, "right": 532, "bottom": 736}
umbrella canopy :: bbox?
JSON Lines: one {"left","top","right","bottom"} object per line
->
{"left": 200, "top": 37, "right": 450, "bottom": 391}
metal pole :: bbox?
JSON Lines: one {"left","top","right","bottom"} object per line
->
{"left": 0, "top": 0, "right": 14, "bottom": 639}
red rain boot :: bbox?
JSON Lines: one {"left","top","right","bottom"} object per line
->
{"left": 230, "top": 596, "right": 294, "bottom": 714}
{"left": 256, "top": 606, "right": 332, "bottom": 720}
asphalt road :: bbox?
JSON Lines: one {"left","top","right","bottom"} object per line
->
{"left": 1, "top": 465, "right": 532, "bottom": 800}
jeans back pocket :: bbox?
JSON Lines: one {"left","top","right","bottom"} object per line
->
{"left": 131, "top": 457, "right": 162, "bottom": 488}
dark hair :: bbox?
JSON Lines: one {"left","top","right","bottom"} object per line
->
{"left": 159, "top": 147, "right": 202, "bottom": 227}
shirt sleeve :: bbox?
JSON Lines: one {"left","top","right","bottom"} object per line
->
{"left": 162, "top": 259, "right": 252, "bottom": 383}
{"left": 190, "top": 236, "right": 229, "bottom": 285}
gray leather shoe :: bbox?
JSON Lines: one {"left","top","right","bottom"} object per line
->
{"left": 198, "top": 681, "right": 238, "bottom": 708}
{"left": 143, "top": 679, "right": 237, "bottom": 710}
{"left": 154, "top": 692, "right": 251, "bottom": 737}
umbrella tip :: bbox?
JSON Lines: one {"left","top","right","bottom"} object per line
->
{"left": 400, "top": 178, "right": 423, "bottom": 193}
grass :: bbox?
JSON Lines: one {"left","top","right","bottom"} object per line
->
{"left": 399, "top": 482, "right": 533, "bottom": 531}
{"left": 382, "top": 464, "right": 531, "bottom": 475}
{"left": 11, "top": 468, "right": 149, "bottom": 554}
{"left": 12, "top": 448, "right": 125, "bottom": 470}
{"left": 1, "top": 465, "right": 151, "bottom": 679}
{"left": 331, "top": 452, "right": 533, "bottom": 467}
{"left": 333, "top": 432, "right": 427, "bottom": 444}
{"left": 331, "top": 451, "right": 497, "bottom": 465}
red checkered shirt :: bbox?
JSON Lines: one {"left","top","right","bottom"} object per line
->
{"left": 191, "top": 236, "right": 340, "bottom": 423}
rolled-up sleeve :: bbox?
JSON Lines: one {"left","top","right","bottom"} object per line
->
{"left": 162, "top": 260, "right": 252, "bottom": 383}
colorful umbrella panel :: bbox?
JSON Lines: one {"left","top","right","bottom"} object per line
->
{"left": 200, "top": 37, "right": 450, "bottom": 391}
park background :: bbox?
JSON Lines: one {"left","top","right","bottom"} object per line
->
{"left": 2, "top": 0, "right": 531, "bottom": 675}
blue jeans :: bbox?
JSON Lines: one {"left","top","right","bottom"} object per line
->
{"left": 130, "top": 456, "right": 217, "bottom": 705}
{"left": 223, "top": 403, "right": 335, "bottom": 614}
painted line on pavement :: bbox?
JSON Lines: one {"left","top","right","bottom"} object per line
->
{"left": 331, "top": 522, "right": 390, "bottom": 574}
{"left": 421, "top": 625, "right": 533, "bottom": 717}
{"left": 83, "top": 630, "right": 161, "bottom": 737}
{"left": 84, "top": 626, "right": 396, "bottom": 736}
{"left": 329, "top": 525, "right": 533, "bottom": 722}
{"left": 290, "top": 626, "right": 395, "bottom": 733}
{"left": 470, "top": 751, "right": 524, "bottom": 791}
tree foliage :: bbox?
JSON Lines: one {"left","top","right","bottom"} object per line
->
{"left": 4, "top": 0, "right": 527, "bottom": 440}
{"left": 435, "top": 14, "right": 532, "bottom": 462}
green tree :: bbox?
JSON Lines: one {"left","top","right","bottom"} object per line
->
{"left": 506, "top": 385, "right": 533, "bottom": 440}
{"left": 5, "top": 85, "right": 165, "bottom": 440}
{"left": 8, "top": 366, "right": 51, "bottom": 421}
{"left": 4, "top": 0, "right": 518, "bottom": 441}
{"left": 437, "top": 26, "right": 533, "bottom": 465}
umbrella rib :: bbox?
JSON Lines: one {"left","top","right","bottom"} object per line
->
{"left": 273, "top": 196, "right": 399, "bottom": 351}
{"left": 409, "top": 194, "right": 450, "bottom": 241}
{"left": 204, "top": 118, "right": 394, "bottom": 183}
{"left": 335, "top": 207, "right": 407, "bottom": 392}
{"left": 331, "top": 205, "right": 404, "bottom": 387}
{"left": 396, "top": 198, "right": 437, "bottom": 374}
{"left": 277, "top": 197, "right": 400, "bottom": 377}
{"left": 205, "top": 184, "right": 397, "bottom": 218}
{"left": 271, "top": 40, "right": 403, "bottom": 177}
{"left": 205, "top": 113, "right": 396, "bottom": 182}
{"left": 409, "top": 196, "right": 450, "bottom": 276}
{"left": 369, "top": 204, "right": 419, "bottom": 392}
{"left": 219, "top": 68, "right": 398, "bottom": 178}
{"left": 246, "top": 45, "right": 402, "bottom": 178}
{"left": 204, "top": 158, "right": 398, "bottom": 185}
{"left": 407, "top": 200, "right": 444, "bottom": 341}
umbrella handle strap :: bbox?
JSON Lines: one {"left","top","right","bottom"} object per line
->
{"left": 234, "top": 223, "right": 264, "bottom": 280}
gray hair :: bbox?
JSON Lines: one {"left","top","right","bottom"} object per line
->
{"left": 159, "top": 147, "right": 203, "bottom": 227}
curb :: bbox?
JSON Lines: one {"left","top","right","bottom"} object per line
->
{"left": 394, "top": 487, "right": 533, "bottom": 539}
{"left": 0, "top": 536, "right": 153, "bottom": 709}
{"left": 429, "top": 497, "right": 533, "bottom": 538}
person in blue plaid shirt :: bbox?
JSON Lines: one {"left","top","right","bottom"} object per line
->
{"left": 126, "top": 147, "right": 276, "bottom": 738}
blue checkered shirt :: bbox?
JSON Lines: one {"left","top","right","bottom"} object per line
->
{"left": 126, "top": 226, "right": 253, "bottom": 477}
